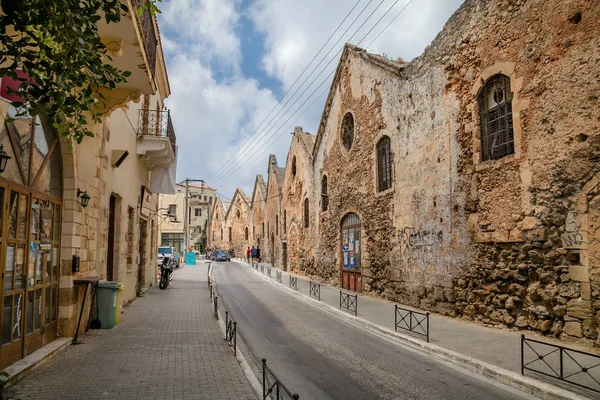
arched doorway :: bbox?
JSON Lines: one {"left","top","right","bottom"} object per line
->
{"left": 0, "top": 106, "right": 62, "bottom": 369}
{"left": 341, "top": 213, "right": 361, "bottom": 293}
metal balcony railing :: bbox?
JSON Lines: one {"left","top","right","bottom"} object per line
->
{"left": 135, "top": 0, "right": 158, "bottom": 76}
{"left": 138, "top": 109, "right": 176, "bottom": 151}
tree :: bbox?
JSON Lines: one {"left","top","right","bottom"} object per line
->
{"left": 0, "top": 0, "right": 161, "bottom": 144}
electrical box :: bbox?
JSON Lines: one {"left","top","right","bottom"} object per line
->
{"left": 72, "top": 255, "right": 80, "bottom": 273}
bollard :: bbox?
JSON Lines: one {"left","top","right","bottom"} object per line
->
{"left": 214, "top": 296, "right": 218, "bottom": 320}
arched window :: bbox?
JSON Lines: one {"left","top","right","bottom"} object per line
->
{"left": 276, "top": 215, "right": 279, "bottom": 236}
{"left": 376, "top": 136, "right": 393, "bottom": 192}
{"left": 245, "top": 227, "right": 249, "bottom": 240}
{"left": 220, "top": 229, "right": 223, "bottom": 240}
{"left": 321, "top": 175, "right": 328, "bottom": 211}
{"left": 228, "top": 227, "right": 232, "bottom": 242}
{"left": 262, "top": 222, "right": 265, "bottom": 236}
{"left": 212, "top": 231, "right": 215, "bottom": 241}
{"left": 304, "top": 198, "right": 309, "bottom": 228}
{"left": 292, "top": 156, "right": 297, "bottom": 176}
{"left": 237, "top": 209, "right": 241, "bottom": 219}
{"left": 283, "top": 210, "right": 287, "bottom": 234}
{"left": 478, "top": 74, "right": 514, "bottom": 161}
{"left": 341, "top": 112, "right": 354, "bottom": 150}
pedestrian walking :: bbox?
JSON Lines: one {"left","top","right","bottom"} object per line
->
{"left": 251, "top": 246, "right": 256, "bottom": 262}
{"left": 256, "top": 246, "right": 261, "bottom": 263}
{"left": 246, "top": 247, "right": 251, "bottom": 263}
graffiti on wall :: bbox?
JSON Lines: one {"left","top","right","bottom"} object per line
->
{"left": 398, "top": 227, "right": 443, "bottom": 254}
{"left": 561, "top": 231, "right": 587, "bottom": 249}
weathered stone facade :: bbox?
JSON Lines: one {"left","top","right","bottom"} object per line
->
{"left": 210, "top": 0, "right": 600, "bottom": 347}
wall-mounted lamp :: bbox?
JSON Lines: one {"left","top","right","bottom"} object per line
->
{"left": 0, "top": 144, "right": 12, "bottom": 173}
{"left": 77, "top": 188, "right": 91, "bottom": 208}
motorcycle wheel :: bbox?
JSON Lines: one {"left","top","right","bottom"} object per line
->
{"left": 159, "top": 270, "right": 168, "bottom": 289}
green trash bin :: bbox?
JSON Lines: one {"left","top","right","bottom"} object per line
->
{"left": 96, "top": 281, "right": 120, "bottom": 329}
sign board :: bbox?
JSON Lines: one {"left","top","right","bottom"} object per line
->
{"left": 140, "top": 186, "right": 153, "bottom": 218}
{"left": 185, "top": 251, "right": 196, "bottom": 265}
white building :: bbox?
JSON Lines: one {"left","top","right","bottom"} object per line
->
{"left": 158, "top": 183, "right": 216, "bottom": 254}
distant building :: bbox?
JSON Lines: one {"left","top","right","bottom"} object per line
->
{"left": 158, "top": 183, "right": 216, "bottom": 254}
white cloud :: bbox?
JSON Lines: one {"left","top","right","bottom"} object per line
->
{"left": 159, "top": 0, "right": 464, "bottom": 195}
{"left": 250, "top": 0, "right": 463, "bottom": 90}
{"left": 162, "top": 0, "right": 242, "bottom": 68}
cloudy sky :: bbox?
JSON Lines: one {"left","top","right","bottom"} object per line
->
{"left": 158, "top": 0, "right": 463, "bottom": 199}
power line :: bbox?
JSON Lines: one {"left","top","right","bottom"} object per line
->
{"left": 210, "top": 0, "right": 384, "bottom": 185}
{"left": 206, "top": 0, "right": 365, "bottom": 184}
{"left": 210, "top": 0, "right": 406, "bottom": 189}
{"left": 365, "top": 0, "right": 413, "bottom": 49}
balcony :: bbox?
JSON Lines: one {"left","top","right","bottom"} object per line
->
{"left": 96, "top": 0, "right": 170, "bottom": 114}
{"left": 137, "top": 109, "right": 176, "bottom": 169}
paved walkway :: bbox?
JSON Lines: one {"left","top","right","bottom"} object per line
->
{"left": 236, "top": 259, "right": 598, "bottom": 397}
{"left": 5, "top": 262, "right": 257, "bottom": 400}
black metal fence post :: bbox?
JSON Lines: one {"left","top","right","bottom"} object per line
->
{"left": 233, "top": 321, "right": 237, "bottom": 356}
{"left": 520, "top": 334, "right": 524, "bottom": 375}
{"left": 394, "top": 305, "right": 429, "bottom": 342}
{"left": 214, "top": 296, "right": 218, "bottom": 320}
{"left": 262, "top": 358, "right": 267, "bottom": 399}
{"left": 340, "top": 291, "right": 357, "bottom": 315}
{"left": 225, "top": 311, "right": 229, "bottom": 340}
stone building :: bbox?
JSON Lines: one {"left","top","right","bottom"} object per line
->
{"left": 225, "top": 189, "right": 252, "bottom": 257}
{"left": 210, "top": 0, "right": 600, "bottom": 346}
{"left": 0, "top": 3, "right": 177, "bottom": 369}
{"left": 157, "top": 183, "right": 216, "bottom": 254}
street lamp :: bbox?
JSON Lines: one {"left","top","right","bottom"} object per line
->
{"left": 77, "top": 188, "right": 91, "bottom": 208}
{"left": 0, "top": 144, "right": 12, "bottom": 173}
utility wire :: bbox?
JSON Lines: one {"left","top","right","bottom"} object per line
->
{"left": 210, "top": 0, "right": 402, "bottom": 189}
{"left": 210, "top": 0, "right": 384, "bottom": 185}
{"left": 365, "top": 0, "right": 413, "bottom": 49}
{"left": 209, "top": 0, "right": 383, "bottom": 185}
{"left": 206, "top": 0, "right": 364, "bottom": 183}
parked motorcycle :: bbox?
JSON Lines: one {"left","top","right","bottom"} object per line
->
{"left": 159, "top": 256, "right": 175, "bottom": 289}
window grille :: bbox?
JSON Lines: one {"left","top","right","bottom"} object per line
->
{"left": 478, "top": 74, "right": 515, "bottom": 161}
{"left": 321, "top": 175, "right": 329, "bottom": 211}
{"left": 341, "top": 113, "right": 354, "bottom": 150}
{"left": 376, "top": 136, "right": 393, "bottom": 192}
{"left": 304, "top": 199, "right": 309, "bottom": 228}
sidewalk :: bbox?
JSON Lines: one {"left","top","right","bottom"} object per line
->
{"left": 236, "top": 258, "right": 596, "bottom": 399}
{"left": 4, "top": 262, "right": 257, "bottom": 400}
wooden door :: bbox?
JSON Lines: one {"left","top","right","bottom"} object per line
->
{"left": 341, "top": 213, "right": 362, "bottom": 293}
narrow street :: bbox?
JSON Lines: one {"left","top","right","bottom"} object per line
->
{"left": 214, "top": 261, "right": 536, "bottom": 400}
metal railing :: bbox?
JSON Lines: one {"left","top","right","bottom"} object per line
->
{"left": 209, "top": 284, "right": 213, "bottom": 300}
{"left": 309, "top": 281, "right": 320, "bottom": 301}
{"left": 340, "top": 291, "right": 357, "bottom": 316}
{"left": 262, "top": 358, "right": 299, "bottom": 400}
{"left": 521, "top": 335, "right": 600, "bottom": 393}
{"left": 267, "top": 266, "right": 272, "bottom": 278}
{"left": 138, "top": 109, "right": 176, "bottom": 151}
{"left": 289, "top": 276, "right": 297, "bottom": 291}
{"left": 136, "top": 1, "right": 157, "bottom": 76}
{"left": 394, "top": 305, "right": 429, "bottom": 342}
{"left": 225, "top": 311, "right": 237, "bottom": 356}
{"left": 276, "top": 271, "right": 282, "bottom": 283}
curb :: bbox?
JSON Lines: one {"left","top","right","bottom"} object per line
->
{"left": 236, "top": 260, "right": 589, "bottom": 400}
{"left": 210, "top": 263, "right": 262, "bottom": 400}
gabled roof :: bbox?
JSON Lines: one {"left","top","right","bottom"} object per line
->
{"left": 224, "top": 188, "right": 251, "bottom": 220}
{"left": 250, "top": 174, "right": 267, "bottom": 210}
{"left": 266, "top": 155, "right": 285, "bottom": 200}
{"left": 289, "top": 126, "right": 316, "bottom": 164}
{"left": 312, "top": 43, "right": 406, "bottom": 158}
{"left": 210, "top": 195, "right": 227, "bottom": 222}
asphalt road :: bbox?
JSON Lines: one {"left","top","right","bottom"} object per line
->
{"left": 213, "top": 261, "right": 536, "bottom": 400}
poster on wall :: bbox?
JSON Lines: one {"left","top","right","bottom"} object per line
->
{"left": 349, "top": 232, "right": 354, "bottom": 247}
{"left": 343, "top": 251, "right": 348, "bottom": 268}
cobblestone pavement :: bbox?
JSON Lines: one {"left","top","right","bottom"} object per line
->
{"left": 5, "top": 262, "right": 257, "bottom": 400}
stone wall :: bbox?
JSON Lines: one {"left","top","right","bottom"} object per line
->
{"left": 215, "top": 0, "right": 600, "bottom": 346}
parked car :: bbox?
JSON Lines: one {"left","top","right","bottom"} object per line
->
{"left": 158, "top": 246, "right": 180, "bottom": 267}
{"left": 213, "top": 249, "right": 231, "bottom": 262}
